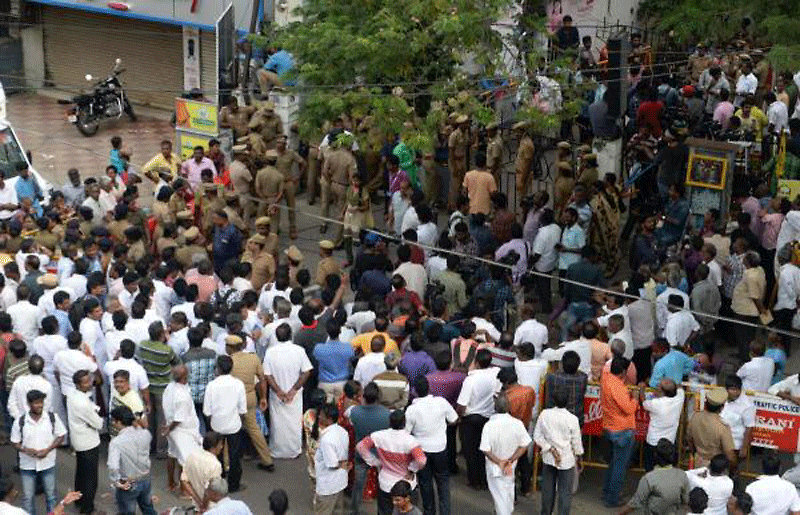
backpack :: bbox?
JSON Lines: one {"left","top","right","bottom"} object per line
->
{"left": 19, "top": 412, "right": 57, "bottom": 437}
{"left": 211, "top": 287, "right": 236, "bottom": 325}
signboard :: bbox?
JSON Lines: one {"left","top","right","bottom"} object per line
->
{"left": 176, "top": 130, "right": 214, "bottom": 160}
{"left": 582, "top": 384, "right": 650, "bottom": 441}
{"left": 182, "top": 27, "right": 201, "bottom": 91}
{"left": 750, "top": 395, "right": 800, "bottom": 453}
{"left": 778, "top": 179, "right": 800, "bottom": 202}
{"left": 175, "top": 98, "right": 219, "bottom": 136}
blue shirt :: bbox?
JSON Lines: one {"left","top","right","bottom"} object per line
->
{"left": 313, "top": 340, "right": 354, "bottom": 383}
{"left": 109, "top": 148, "right": 127, "bottom": 174}
{"left": 398, "top": 350, "right": 436, "bottom": 396}
{"left": 264, "top": 50, "right": 294, "bottom": 77}
{"left": 558, "top": 224, "right": 586, "bottom": 270}
{"left": 212, "top": 223, "right": 242, "bottom": 272}
{"left": 15, "top": 175, "right": 42, "bottom": 216}
{"left": 650, "top": 349, "right": 694, "bottom": 388}
{"left": 53, "top": 309, "right": 73, "bottom": 339}
{"left": 765, "top": 348, "right": 787, "bottom": 384}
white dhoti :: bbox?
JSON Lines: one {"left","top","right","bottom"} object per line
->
{"left": 486, "top": 464, "right": 515, "bottom": 515}
{"left": 268, "top": 388, "right": 304, "bottom": 459}
{"left": 168, "top": 428, "right": 202, "bottom": 465}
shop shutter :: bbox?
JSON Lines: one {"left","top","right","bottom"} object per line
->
{"left": 42, "top": 6, "right": 183, "bottom": 110}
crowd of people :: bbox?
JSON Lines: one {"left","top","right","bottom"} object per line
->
{"left": 6, "top": 24, "right": 800, "bottom": 515}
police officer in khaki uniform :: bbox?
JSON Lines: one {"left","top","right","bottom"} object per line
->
{"left": 275, "top": 135, "right": 306, "bottom": 239}
{"left": 577, "top": 153, "right": 599, "bottom": 186}
{"left": 253, "top": 216, "right": 279, "bottom": 262}
{"left": 688, "top": 43, "right": 712, "bottom": 83}
{"left": 168, "top": 179, "right": 191, "bottom": 217}
{"left": 254, "top": 149, "right": 284, "bottom": 222}
{"left": 198, "top": 183, "right": 225, "bottom": 238}
{"left": 448, "top": 114, "right": 469, "bottom": 209}
{"left": 249, "top": 101, "right": 284, "bottom": 150}
{"left": 174, "top": 210, "right": 195, "bottom": 245}
{"left": 486, "top": 121, "right": 503, "bottom": 184}
{"left": 315, "top": 240, "right": 341, "bottom": 287}
{"left": 686, "top": 387, "right": 736, "bottom": 468}
{"left": 175, "top": 226, "right": 209, "bottom": 268}
{"left": 223, "top": 191, "right": 247, "bottom": 234}
{"left": 320, "top": 136, "right": 356, "bottom": 234}
{"left": 752, "top": 49, "right": 770, "bottom": 105}
{"left": 245, "top": 233, "right": 276, "bottom": 291}
{"left": 219, "top": 97, "right": 256, "bottom": 139}
{"left": 514, "top": 121, "right": 535, "bottom": 196}
{"left": 229, "top": 145, "right": 256, "bottom": 226}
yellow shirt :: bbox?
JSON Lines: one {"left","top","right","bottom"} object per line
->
{"left": 351, "top": 330, "right": 399, "bottom": 356}
{"left": 142, "top": 152, "right": 181, "bottom": 181}
{"left": 734, "top": 107, "right": 768, "bottom": 142}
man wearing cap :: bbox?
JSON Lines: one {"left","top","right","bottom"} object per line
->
{"left": 686, "top": 388, "right": 736, "bottom": 468}
{"left": 249, "top": 101, "right": 284, "bottom": 150}
{"left": 316, "top": 240, "right": 341, "bottom": 287}
{"left": 244, "top": 234, "right": 275, "bottom": 291}
{"left": 228, "top": 145, "right": 256, "bottom": 226}
{"left": 223, "top": 191, "right": 247, "bottom": 234}
{"left": 275, "top": 135, "right": 306, "bottom": 240}
{"left": 254, "top": 216, "right": 279, "bottom": 261}
{"left": 320, "top": 135, "right": 357, "bottom": 234}
{"left": 169, "top": 179, "right": 192, "bottom": 218}
{"left": 514, "top": 122, "right": 535, "bottom": 197}
{"left": 228, "top": 335, "right": 275, "bottom": 471}
{"left": 284, "top": 245, "right": 304, "bottom": 287}
{"left": 219, "top": 96, "right": 256, "bottom": 139}
{"left": 486, "top": 122, "right": 503, "bottom": 182}
{"left": 448, "top": 115, "right": 469, "bottom": 210}
{"left": 175, "top": 227, "right": 209, "bottom": 269}
{"left": 752, "top": 50, "right": 770, "bottom": 105}
{"left": 577, "top": 154, "right": 599, "bottom": 186}
{"left": 688, "top": 43, "right": 712, "bottom": 84}
{"left": 254, "top": 150, "right": 284, "bottom": 222}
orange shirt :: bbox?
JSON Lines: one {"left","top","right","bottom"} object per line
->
{"left": 506, "top": 384, "right": 536, "bottom": 427}
{"left": 600, "top": 369, "right": 637, "bottom": 432}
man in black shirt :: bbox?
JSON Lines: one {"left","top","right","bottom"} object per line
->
{"left": 555, "top": 15, "right": 580, "bottom": 51}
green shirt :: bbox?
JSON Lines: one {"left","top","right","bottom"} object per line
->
{"left": 136, "top": 340, "right": 180, "bottom": 395}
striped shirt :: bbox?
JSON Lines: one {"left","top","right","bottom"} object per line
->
{"left": 182, "top": 348, "right": 217, "bottom": 404}
{"left": 356, "top": 428, "right": 427, "bottom": 492}
{"left": 489, "top": 347, "right": 516, "bottom": 368}
{"left": 137, "top": 340, "right": 179, "bottom": 395}
{"left": 5, "top": 354, "right": 30, "bottom": 387}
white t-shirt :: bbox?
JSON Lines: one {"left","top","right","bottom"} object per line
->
{"left": 686, "top": 468, "right": 733, "bottom": 515}
{"left": 737, "top": 356, "right": 775, "bottom": 393}
{"left": 0, "top": 182, "right": 18, "bottom": 220}
{"left": 53, "top": 348, "right": 97, "bottom": 393}
{"left": 664, "top": 310, "right": 700, "bottom": 348}
{"left": 720, "top": 394, "right": 756, "bottom": 449}
{"left": 457, "top": 367, "right": 501, "bottom": 418}
{"left": 532, "top": 223, "right": 561, "bottom": 272}
{"left": 775, "top": 263, "right": 800, "bottom": 311}
{"left": 643, "top": 389, "right": 685, "bottom": 445}
{"left": 707, "top": 259, "right": 723, "bottom": 287}
{"left": 513, "top": 318, "right": 549, "bottom": 357}
{"left": 745, "top": 475, "right": 800, "bottom": 515}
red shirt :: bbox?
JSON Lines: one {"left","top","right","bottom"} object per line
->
{"left": 637, "top": 100, "right": 665, "bottom": 137}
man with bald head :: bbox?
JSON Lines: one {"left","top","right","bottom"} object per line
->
{"left": 641, "top": 378, "right": 685, "bottom": 471}
{"left": 163, "top": 364, "right": 202, "bottom": 492}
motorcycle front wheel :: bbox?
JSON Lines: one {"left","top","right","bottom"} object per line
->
{"left": 76, "top": 107, "right": 99, "bottom": 137}
{"left": 124, "top": 99, "right": 137, "bottom": 122}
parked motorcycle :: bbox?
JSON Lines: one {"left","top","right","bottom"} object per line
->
{"left": 58, "top": 58, "right": 136, "bottom": 137}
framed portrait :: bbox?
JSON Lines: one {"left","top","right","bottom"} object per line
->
{"left": 686, "top": 152, "right": 728, "bottom": 190}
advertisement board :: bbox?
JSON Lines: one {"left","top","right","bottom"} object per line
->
{"left": 175, "top": 98, "right": 219, "bottom": 136}
{"left": 750, "top": 396, "right": 800, "bottom": 453}
{"left": 582, "top": 384, "right": 650, "bottom": 441}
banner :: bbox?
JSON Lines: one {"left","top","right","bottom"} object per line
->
{"left": 176, "top": 130, "right": 214, "bottom": 160}
{"left": 175, "top": 98, "right": 219, "bottom": 136}
{"left": 750, "top": 395, "right": 800, "bottom": 453}
{"left": 582, "top": 384, "right": 650, "bottom": 441}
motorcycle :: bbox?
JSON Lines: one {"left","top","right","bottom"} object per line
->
{"left": 58, "top": 58, "right": 136, "bottom": 137}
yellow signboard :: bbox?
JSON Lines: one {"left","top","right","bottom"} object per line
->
{"left": 177, "top": 130, "right": 214, "bottom": 160}
{"left": 778, "top": 179, "right": 800, "bottom": 201}
{"left": 175, "top": 98, "right": 218, "bottom": 136}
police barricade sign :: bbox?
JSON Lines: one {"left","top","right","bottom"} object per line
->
{"left": 750, "top": 395, "right": 800, "bottom": 453}
{"left": 582, "top": 384, "right": 650, "bottom": 441}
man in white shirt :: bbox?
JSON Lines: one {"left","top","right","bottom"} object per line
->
{"left": 513, "top": 304, "right": 548, "bottom": 357}
{"left": 655, "top": 285, "right": 690, "bottom": 338}
{"left": 641, "top": 379, "right": 685, "bottom": 471}
{"left": 262, "top": 322, "right": 313, "bottom": 459}
{"left": 167, "top": 312, "right": 191, "bottom": 356}
{"left": 0, "top": 170, "right": 19, "bottom": 221}
{"left": 53, "top": 331, "right": 98, "bottom": 397}
{"left": 456, "top": 349, "right": 501, "bottom": 490}
{"left": 531, "top": 209, "right": 561, "bottom": 313}
{"left": 775, "top": 255, "right": 800, "bottom": 343}
{"left": 607, "top": 314, "right": 634, "bottom": 360}
{"left": 737, "top": 340, "right": 775, "bottom": 393}
{"left": 664, "top": 295, "right": 700, "bottom": 349}
{"left": 480, "top": 393, "right": 533, "bottom": 515}
{"left": 103, "top": 339, "right": 151, "bottom": 414}
{"left": 314, "top": 403, "right": 350, "bottom": 515}
{"left": 180, "top": 432, "right": 224, "bottom": 511}
{"left": 534, "top": 388, "right": 583, "bottom": 515}
{"left": 0, "top": 263, "right": 19, "bottom": 310}
{"left": 0, "top": 475, "right": 30, "bottom": 515}
{"left": 394, "top": 244, "right": 427, "bottom": 298}
{"left": 406, "top": 376, "right": 458, "bottom": 515}
{"left": 767, "top": 92, "right": 789, "bottom": 135}
{"left": 8, "top": 355, "right": 53, "bottom": 421}
{"left": 353, "top": 335, "right": 388, "bottom": 386}
{"left": 745, "top": 453, "right": 800, "bottom": 515}
{"left": 541, "top": 335, "right": 592, "bottom": 377}
{"left": 514, "top": 342, "right": 549, "bottom": 406}
{"left": 721, "top": 375, "right": 756, "bottom": 461}
{"left": 10, "top": 389, "right": 66, "bottom": 515}
{"left": 686, "top": 454, "right": 734, "bottom": 515}
{"left": 7, "top": 284, "right": 42, "bottom": 344}
{"left": 163, "top": 365, "right": 203, "bottom": 493}
{"left": 66, "top": 369, "right": 104, "bottom": 515}
{"left": 735, "top": 63, "right": 758, "bottom": 106}
{"left": 203, "top": 355, "right": 247, "bottom": 492}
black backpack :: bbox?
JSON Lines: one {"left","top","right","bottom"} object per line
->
{"left": 19, "top": 412, "right": 57, "bottom": 437}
